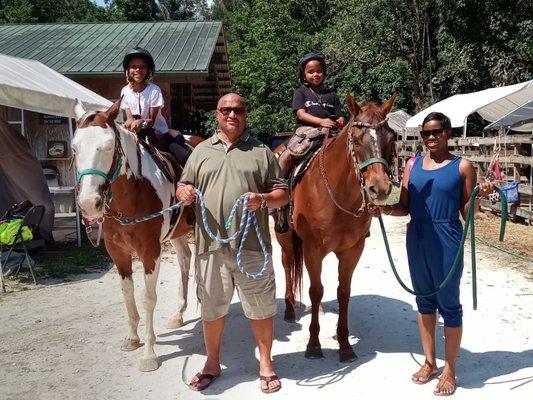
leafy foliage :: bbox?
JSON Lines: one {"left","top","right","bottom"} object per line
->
{"left": 1, "top": 0, "right": 531, "bottom": 136}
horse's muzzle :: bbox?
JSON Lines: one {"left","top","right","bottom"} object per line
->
{"left": 366, "top": 181, "right": 392, "bottom": 205}
{"left": 78, "top": 194, "right": 104, "bottom": 219}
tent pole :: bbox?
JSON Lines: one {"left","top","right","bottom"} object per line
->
{"left": 68, "top": 118, "right": 81, "bottom": 247}
{"left": 21, "top": 109, "right": 25, "bottom": 137}
{"left": 530, "top": 131, "right": 532, "bottom": 225}
{"left": 462, "top": 116, "right": 468, "bottom": 138}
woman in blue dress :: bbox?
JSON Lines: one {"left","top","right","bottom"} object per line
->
{"left": 369, "top": 112, "right": 493, "bottom": 396}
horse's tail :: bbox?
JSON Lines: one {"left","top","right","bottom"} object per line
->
{"left": 291, "top": 229, "right": 304, "bottom": 301}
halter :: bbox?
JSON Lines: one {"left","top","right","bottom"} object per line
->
{"left": 348, "top": 119, "right": 390, "bottom": 171}
{"left": 74, "top": 113, "right": 124, "bottom": 188}
{"left": 74, "top": 114, "right": 125, "bottom": 246}
{"left": 318, "top": 117, "right": 391, "bottom": 217}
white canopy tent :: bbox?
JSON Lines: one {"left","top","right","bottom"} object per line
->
{"left": 387, "top": 110, "right": 412, "bottom": 137}
{"left": 406, "top": 80, "right": 533, "bottom": 135}
{"left": 484, "top": 99, "right": 533, "bottom": 131}
{"left": 0, "top": 54, "right": 112, "bottom": 247}
{"left": 0, "top": 53, "right": 112, "bottom": 117}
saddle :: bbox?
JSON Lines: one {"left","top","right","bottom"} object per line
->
{"left": 274, "top": 129, "right": 338, "bottom": 234}
{"left": 286, "top": 126, "right": 329, "bottom": 158}
{"left": 289, "top": 134, "right": 337, "bottom": 191}
{"left": 137, "top": 139, "right": 188, "bottom": 240}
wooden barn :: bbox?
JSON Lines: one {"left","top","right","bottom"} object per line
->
{"left": 0, "top": 21, "right": 232, "bottom": 242}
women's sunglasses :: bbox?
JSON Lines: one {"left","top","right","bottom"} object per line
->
{"left": 420, "top": 128, "right": 445, "bottom": 139}
{"left": 217, "top": 107, "right": 246, "bottom": 116}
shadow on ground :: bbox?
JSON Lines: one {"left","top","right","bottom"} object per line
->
{"left": 155, "top": 294, "right": 533, "bottom": 393}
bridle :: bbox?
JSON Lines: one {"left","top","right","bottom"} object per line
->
{"left": 73, "top": 112, "right": 125, "bottom": 245}
{"left": 319, "top": 117, "right": 392, "bottom": 218}
{"left": 74, "top": 112, "right": 124, "bottom": 194}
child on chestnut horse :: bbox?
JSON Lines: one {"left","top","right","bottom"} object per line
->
{"left": 275, "top": 53, "right": 346, "bottom": 233}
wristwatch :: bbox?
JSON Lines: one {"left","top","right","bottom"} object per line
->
{"left": 260, "top": 194, "right": 267, "bottom": 209}
{"left": 141, "top": 120, "right": 148, "bottom": 130}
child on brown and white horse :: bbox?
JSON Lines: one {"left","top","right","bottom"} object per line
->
{"left": 121, "top": 47, "right": 190, "bottom": 165}
{"left": 73, "top": 100, "right": 194, "bottom": 372}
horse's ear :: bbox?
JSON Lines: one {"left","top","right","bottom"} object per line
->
{"left": 74, "top": 99, "right": 86, "bottom": 120}
{"left": 346, "top": 93, "right": 361, "bottom": 117}
{"left": 380, "top": 92, "right": 397, "bottom": 116}
{"left": 104, "top": 96, "right": 122, "bottom": 124}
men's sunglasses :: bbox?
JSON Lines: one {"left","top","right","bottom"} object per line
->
{"left": 420, "top": 128, "right": 445, "bottom": 139}
{"left": 217, "top": 107, "right": 246, "bottom": 116}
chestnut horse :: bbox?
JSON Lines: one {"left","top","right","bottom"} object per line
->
{"left": 276, "top": 93, "right": 396, "bottom": 362}
{"left": 72, "top": 100, "right": 195, "bottom": 372}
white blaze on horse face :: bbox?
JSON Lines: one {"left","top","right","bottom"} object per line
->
{"left": 73, "top": 126, "right": 116, "bottom": 218}
{"left": 364, "top": 128, "right": 391, "bottom": 204}
{"left": 368, "top": 129, "right": 380, "bottom": 157}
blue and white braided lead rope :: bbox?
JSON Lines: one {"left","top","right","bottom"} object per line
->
{"left": 195, "top": 188, "right": 270, "bottom": 280}
{"left": 120, "top": 201, "right": 184, "bottom": 225}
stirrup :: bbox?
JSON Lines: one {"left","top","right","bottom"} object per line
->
{"left": 274, "top": 207, "right": 289, "bottom": 234}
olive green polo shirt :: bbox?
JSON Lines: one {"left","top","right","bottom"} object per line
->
{"left": 179, "top": 131, "right": 287, "bottom": 255}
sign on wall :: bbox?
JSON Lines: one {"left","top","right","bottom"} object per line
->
{"left": 39, "top": 114, "right": 68, "bottom": 125}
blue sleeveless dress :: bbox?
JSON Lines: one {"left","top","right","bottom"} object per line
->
{"left": 406, "top": 156, "right": 464, "bottom": 327}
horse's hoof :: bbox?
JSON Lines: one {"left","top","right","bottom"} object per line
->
{"left": 305, "top": 345, "right": 324, "bottom": 359}
{"left": 339, "top": 347, "right": 358, "bottom": 363}
{"left": 165, "top": 316, "right": 184, "bottom": 329}
{"left": 284, "top": 310, "right": 296, "bottom": 323}
{"left": 121, "top": 337, "right": 141, "bottom": 352}
{"left": 139, "top": 356, "right": 159, "bottom": 372}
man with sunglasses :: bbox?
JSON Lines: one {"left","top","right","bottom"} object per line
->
{"left": 176, "top": 93, "right": 288, "bottom": 394}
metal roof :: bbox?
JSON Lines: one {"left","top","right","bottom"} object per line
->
{"left": 0, "top": 21, "right": 226, "bottom": 77}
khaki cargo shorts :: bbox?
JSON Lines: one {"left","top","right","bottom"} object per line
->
{"left": 195, "top": 248, "right": 277, "bottom": 321}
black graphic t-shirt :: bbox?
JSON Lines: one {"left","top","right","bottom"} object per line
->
{"left": 292, "top": 85, "right": 343, "bottom": 126}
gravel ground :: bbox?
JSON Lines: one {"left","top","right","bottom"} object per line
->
{"left": 0, "top": 216, "right": 531, "bottom": 400}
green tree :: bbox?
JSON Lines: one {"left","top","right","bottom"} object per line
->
{"left": 109, "top": 0, "right": 154, "bottom": 21}
{"left": 0, "top": 0, "right": 116, "bottom": 23}
{"left": 1, "top": 0, "right": 36, "bottom": 22}
{"left": 221, "top": 0, "right": 318, "bottom": 135}
{"left": 433, "top": 0, "right": 533, "bottom": 96}
{"left": 157, "top": 0, "right": 209, "bottom": 20}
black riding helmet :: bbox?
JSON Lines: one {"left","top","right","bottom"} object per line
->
{"left": 298, "top": 52, "right": 326, "bottom": 84}
{"left": 123, "top": 47, "right": 155, "bottom": 78}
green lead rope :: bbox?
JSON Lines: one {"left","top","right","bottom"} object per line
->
{"left": 378, "top": 187, "right": 507, "bottom": 310}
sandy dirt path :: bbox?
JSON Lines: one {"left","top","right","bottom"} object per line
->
{"left": 0, "top": 216, "right": 531, "bottom": 400}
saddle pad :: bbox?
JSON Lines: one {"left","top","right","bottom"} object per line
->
{"left": 289, "top": 135, "right": 338, "bottom": 192}
{"left": 287, "top": 127, "right": 328, "bottom": 158}
{"left": 138, "top": 140, "right": 179, "bottom": 185}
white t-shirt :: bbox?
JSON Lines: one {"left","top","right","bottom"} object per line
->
{"left": 120, "top": 83, "right": 168, "bottom": 133}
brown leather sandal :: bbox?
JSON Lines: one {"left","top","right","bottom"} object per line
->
{"left": 412, "top": 363, "right": 438, "bottom": 384}
{"left": 433, "top": 374, "right": 457, "bottom": 396}
{"left": 260, "top": 374, "right": 281, "bottom": 394}
{"left": 189, "top": 372, "right": 220, "bottom": 391}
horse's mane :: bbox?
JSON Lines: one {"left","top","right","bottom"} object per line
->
{"left": 114, "top": 121, "right": 141, "bottom": 179}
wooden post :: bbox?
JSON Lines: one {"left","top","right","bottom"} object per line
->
{"left": 69, "top": 118, "right": 81, "bottom": 248}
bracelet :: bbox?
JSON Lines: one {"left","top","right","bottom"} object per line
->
{"left": 259, "top": 194, "right": 267, "bottom": 209}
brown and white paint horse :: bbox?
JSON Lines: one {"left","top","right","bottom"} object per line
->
{"left": 72, "top": 100, "right": 194, "bottom": 372}
{"left": 276, "top": 94, "right": 396, "bottom": 362}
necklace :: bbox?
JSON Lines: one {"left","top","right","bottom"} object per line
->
{"left": 307, "top": 86, "right": 324, "bottom": 105}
